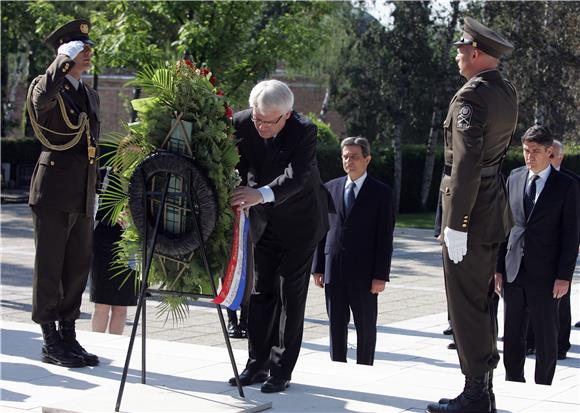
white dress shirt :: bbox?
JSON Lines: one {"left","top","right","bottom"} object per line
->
{"left": 526, "top": 165, "right": 552, "bottom": 203}
{"left": 345, "top": 172, "right": 367, "bottom": 199}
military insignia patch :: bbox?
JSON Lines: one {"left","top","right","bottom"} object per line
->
{"left": 457, "top": 104, "right": 473, "bottom": 129}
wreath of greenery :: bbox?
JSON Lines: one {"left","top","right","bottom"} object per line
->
{"left": 99, "top": 60, "right": 239, "bottom": 322}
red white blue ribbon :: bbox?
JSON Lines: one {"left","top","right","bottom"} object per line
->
{"left": 212, "top": 208, "right": 249, "bottom": 310}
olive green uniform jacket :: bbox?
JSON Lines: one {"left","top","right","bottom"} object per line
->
{"left": 28, "top": 54, "right": 100, "bottom": 215}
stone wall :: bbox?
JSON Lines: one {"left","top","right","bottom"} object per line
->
{"left": 8, "top": 72, "right": 346, "bottom": 139}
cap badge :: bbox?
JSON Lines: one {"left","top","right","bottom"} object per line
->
{"left": 80, "top": 24, "right": 89, "bottom": 34}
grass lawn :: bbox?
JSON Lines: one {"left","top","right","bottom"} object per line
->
{"left": 395, "top": 211, "right": 436, "bottom": 230}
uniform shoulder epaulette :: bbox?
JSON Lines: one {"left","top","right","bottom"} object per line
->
{"left": 463, "top": 76, "right": 484, "bottom": 92}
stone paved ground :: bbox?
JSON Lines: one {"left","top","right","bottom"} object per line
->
{"left": 2, "top": 203, "right": 577, "bottom": 351}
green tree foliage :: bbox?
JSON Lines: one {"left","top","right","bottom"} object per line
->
{"left": 467, "top": 1, "right": 580, "bottom": 143}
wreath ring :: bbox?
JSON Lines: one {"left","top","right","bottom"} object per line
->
{"left": 128, "top": 150, "right": 218, "bottom": 258}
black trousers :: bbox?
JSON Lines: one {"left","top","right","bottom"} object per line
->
{"left": 325, "top": 280, "right": 377, "bottom": 365}
{"left": 246, "top": 230, "right": 315, "bottom": 380}
{"left": 443, "top": 242, "right": 500, "bottom": 377}
{"left": 503, "top": 271, "right": 559, "bottom": 385}
{"left": 526, "top": 289, "right": 571, "bottom": 355}
{"left": 31, "top": 206, "right": 93, "bottom": 324}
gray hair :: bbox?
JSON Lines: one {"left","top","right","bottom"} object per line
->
{"left": 552, "top": 139, "right": 564, "bottom": 155}
{"left": 341, "top": 137, "right": 371, "bottom": 157}
{"left": 248, "top": 79, "right": 294, "bottom": 114}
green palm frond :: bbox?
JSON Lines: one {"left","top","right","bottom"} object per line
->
{"left": 130, "top": 65, "right": 176, "bottom": 108}
{"left": 156, "top": 296, "right": 191, "bottom": 326}
{"left": 99, "top": 174, "right": 129, "bottom": 226}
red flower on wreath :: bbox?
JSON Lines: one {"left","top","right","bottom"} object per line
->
{"left": 184, "top": 59, "right": 195, "bottom": 69}
{"left": 225, "top": 106, "right": 233, "bottom": 119}
{"left": 200, "top": 67, "right": 210, "bottom": 76}
{"left": 210, "top": 76, "right": 217, "bottom": 86}
{"left": 216, "top": 89, "right": 224, "bottom": 96}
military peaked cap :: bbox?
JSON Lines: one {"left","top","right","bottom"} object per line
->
{"left": 454, "top": 17, "right": 514, "bottom": 58}
{"left": 45, "top": 19, "right": 94, "bottom": 51}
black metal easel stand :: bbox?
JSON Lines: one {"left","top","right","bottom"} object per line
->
{"left": 115, "top": 172, "right": 244, "bottom": 412}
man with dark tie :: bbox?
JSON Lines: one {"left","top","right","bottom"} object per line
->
{"left": 27, "top": 19, "right": 100, "bottom": 368}
{"left": 526, "top": 139, "right": 580, "bottom": 360}
{"left": 495, "top": 125, "right": 579, "bottom": 385}
{"left": 229, "top": 80, "right": 331, "bottom": 393}
{"left": 312, "top": 137, "right": 394, "bottom": 365}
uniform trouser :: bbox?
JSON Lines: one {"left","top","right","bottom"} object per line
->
{"left": 246, "top": 232, "right": 315, "bottom": 381}
{"left": 325, "top": 280, "right": 377, "bottom": 365}
{"left": 503, "top": 270, "right": 559, "bottom": 385}
{"left": 526, "top": 289, "right": 571, "bottom": 355}
{"left": 31, "top": 206, "right": 93, "bottom": 324}
{"left": 443, "top": 242, "right": 500, "bottom": 377}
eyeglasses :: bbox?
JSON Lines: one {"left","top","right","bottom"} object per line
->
{"left": 251, "top": 114, "right": 283, "bottom": 126}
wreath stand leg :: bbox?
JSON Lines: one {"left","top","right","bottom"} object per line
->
{"left": 115, "top": 171, "right": 245, "bottom": 412}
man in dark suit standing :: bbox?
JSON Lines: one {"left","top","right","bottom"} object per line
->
{"left": 427, "top": 17, "right": 518, "bottom": 413}
{"left": 27, "top": 19, "right": 100, "bottom": 368}
{"left": 228, "top": 80, "right": 330, "bottom": 393}
{"left": 526, "top": 139, "right": 580, "bottom": 360}
{"left": 496, "top": 127, "right": 579, "bottom": 385}
{"left": 311, "top": 137, "right": 394, "bottom": 365}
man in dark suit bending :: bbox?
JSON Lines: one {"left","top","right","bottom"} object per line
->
{"left": 495, "top": 125, "right": 579, "bottom": 385}
{"left": 229, "top": 80, "right": 331, "bottom": 393}
{"left": 312, "top": 137, "right": 394, "bottom": 365}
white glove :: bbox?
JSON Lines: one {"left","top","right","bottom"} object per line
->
{"left": 444, "top": 226, "right": 468, "bottom": 264}
{"left": 57, "top": 40, "right": 85, "bottom": 60}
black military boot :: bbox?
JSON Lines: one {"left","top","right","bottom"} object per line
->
{"left": 40, "top": 322, "right": 85, "bottom": 368}
{"left": 427, "top": 373, "right": 491, "bottom": 413}
{"left": 59, "top": 320, "right": 100, "bottom": 366}
{"left": 437, "top": 371, "right": 496, "bottom": 413}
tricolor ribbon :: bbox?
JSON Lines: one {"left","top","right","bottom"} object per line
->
{"left": 212, "top": 207, "right": 250, "bottom": 310}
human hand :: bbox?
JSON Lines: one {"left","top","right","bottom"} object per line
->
{"left": 444, "top": 227, "right": 468, "bottom": 264}
{"left": 494, "top": 273, "right": 503, "bottom": 296}
{"left": 553, "top": 279, "right": 570, "bottom": 299}
{"left": 57, "top": 40, "right": 85, "bottom": 60}
{"left": 370, "top": 279, "right": 386, "bottom": 294}
{"left": 312, "top": 273, "right": 324, "bottom": 288}
{"left": 230, "top": 186, "right": 263, "bottom": 208}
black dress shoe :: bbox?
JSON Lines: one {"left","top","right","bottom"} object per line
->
{"left": 228, "top": 368, "right": 269, "bottom": 386}
{"left": 447, "top": 342, "right": 457, "bottom": 350}
{"left": 526, "top": 346, "right": 535, "bottom": 355}
{"left": 558, "top": 352, "right": 567, "bottom": 360}
{"left": 261, "top": 376, "right": 290, "bottom": 393}
{"left": 443, "top": 325, "right": 453, "bottom": 335}
{"left": 575, "top": 321, "right": 580, "bottom": 328}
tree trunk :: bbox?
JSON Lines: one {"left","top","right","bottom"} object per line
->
{"left": 319, "top": 87, "right": 330, "bottom": 122}
{"left": 393, "top": 123, "right": 402, "bottom": 214}
{"left": 419, "top": 1, "right": 459, "bottom": 210}
{"left": 420, "top": 104, "right": 439, "bottom": 209}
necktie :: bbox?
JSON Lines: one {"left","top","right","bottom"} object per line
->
{"left": 524, "top": 174, "right": 539, "bottom": 219}
{"left": 344, "top": 182, "right": 356, "bottom": 215}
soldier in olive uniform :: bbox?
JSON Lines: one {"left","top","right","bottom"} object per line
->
{"left": 427, "top": 18, "right": 518, "bottom": 413}
{"left": 27, "top": 19, "right": 100, "bottom": 368}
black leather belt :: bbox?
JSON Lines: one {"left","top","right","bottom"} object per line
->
{"left": 444, "top": 163, "right": 501, "bottom": 178}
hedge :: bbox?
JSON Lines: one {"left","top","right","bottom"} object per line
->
{"left": 3, "top": 136, "right": 580, "bottom": 213}
{"left": 317, "top": 144, "right": 580, "bottom": 213}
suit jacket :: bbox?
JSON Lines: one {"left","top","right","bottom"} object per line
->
{"left": 312, "top": 175, "right": 395, "bottom": 286}
{"left": 497, "top": 166, "right": 580, "bottom": 287}
{"left": 234, "top": 109, "right": 331, "bottom": 249}
{"left": 440, "top": 70, "right": 517, "bottom": 244}
{"left": 28, "top": 54, "right": 100, "bottom": 216}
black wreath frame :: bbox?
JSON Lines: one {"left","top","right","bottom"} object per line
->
{"left": 128, "top": 150, "right": 218, "bottom": 258}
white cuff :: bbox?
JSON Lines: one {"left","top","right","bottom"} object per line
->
{"left": 257, "top": 186, "right": 275, "bottom": 203}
